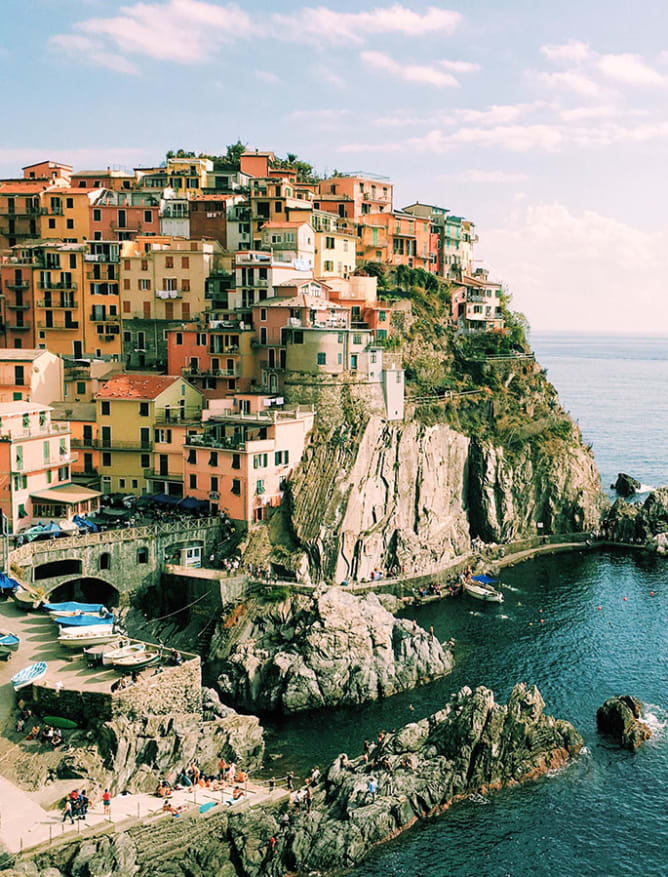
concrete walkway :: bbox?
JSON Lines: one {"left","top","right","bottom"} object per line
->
{"left": 0, "top": 778, "right": 281, "bottom": 854}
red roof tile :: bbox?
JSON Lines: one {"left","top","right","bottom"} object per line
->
{"left": 96, "top": 374, "right": 183, "bottom": 400}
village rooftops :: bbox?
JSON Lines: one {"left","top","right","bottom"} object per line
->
{"left": 0, "top": 349, "right": 48, "bottom": 361}
{"left": 96, "top": 374, "right": 186, "bottom": 400}
{"left": 0, "top": 182, "right": 55, "bottom": 194}
{"left": 263, "top": 294, "right": 345, "bottom": 311}
{"left": 23, "top": 161, "right": 72, "bottom": 172}
{"left": 0, "top": 401, "right": 52, "bottom": 417}
{"left": 50, "top": 401, "right": 97, "bottom": 422}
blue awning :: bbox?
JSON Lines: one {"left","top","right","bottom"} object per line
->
{"left": 0, "top": 572, "right": 20, "bottom": 593}
{"left": 179, "top": 496, "right": 208, "bottom": 511}
{"left": 153, "top": 493, "right": 181, "bottom": 506}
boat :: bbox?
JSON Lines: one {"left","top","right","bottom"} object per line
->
{"left": 101, "top": 642, "right": 146, "bottom": 666}
{"left": 0, "top": 572, "right": 20, "bottom": 597}
{"left": 0, "top": 633, "right": 20, "bottom": 656}
{"left": 83, "top": 638, "right": 125, "bottom": 666}
{"left": 54, "top": 613, "right": 114, "bottom": 627}
{"left": 463, "top": 574, "right": 504, "bottom": 603}
{"left": 58, "top": 626, "right": 117, "bottom": 649}
{"left": 12, "top": 661, "right": 47, "bottom": 690}
{"left": 112, "top": 650, "right": 161, "bottom": 671}
{"left": 43, "top": 716, "right": 78, "bottom": 729}
{"left": 13, "top": 587, "right": 44, "bottom": 611}
{"left": 44, "top": 601, "right": 109, "bottom": 616}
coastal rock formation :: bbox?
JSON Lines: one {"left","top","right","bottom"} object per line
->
{"left": 286, "top": 414, "right": 603, "bottom": 583}
{"left": 596, "top": 695, "right": 652, "bottom": 750}
{"left": 217, "top": 588, "right": 453, "bottom": 713}
{"left": 4, "top": 684, "right": 582, "bottom": 877}
{"left": 612, "top": 473, "right": 641, "bottom": 497}
{"left": 604, "top": 487, "right": 668, "bottom": 545}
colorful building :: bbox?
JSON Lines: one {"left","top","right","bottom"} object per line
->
{"left": 260, "top": 221, "right": 314, "bottom": 269}
{"left": 51, "top": 401, "right": 99, "bottom": 483}
{"left": 0, "top": 400, "right": 83, "bottom": 531}
{"left": 317, "top": 173, "right": 393, "bottom": 220}
{"left": 183, "top": 401, "right": 314, "bottom": 522}
{"left": 96, "top": 373, "right": 202, "bottom": 496}
{"left": 38, "top": 188, "right": 98, "bottom": 243}
{"left": 0, "top": 349, "right": 63, "bottom": 404}
{"left": 451, "top": 270, "right": 504, "bottom": 332}
{"left": 90, "top": 190, "right": 161, "bottom": 241}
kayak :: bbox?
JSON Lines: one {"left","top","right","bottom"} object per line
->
{"left": 12, "top": 661, "right": 47, "bottom": 690}
{"left": 43, "top": 716, "right": 78, "bottom": 730}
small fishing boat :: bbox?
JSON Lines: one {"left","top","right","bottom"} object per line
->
{"left": 0, "top": 632, "right": 20, "bottom": 656}
{"left": 12, "top": 661, "right": 47, "bottom": 690}
{"left": 101, "top": 642, "right": 146, "bottom": 666}
{"left": 112, "top": 650, "right": 161, "bottom": 671}
{"left": 58, "top": 626, "right": 117, "bottom": 649}
{"left": 13, "top": 587, "right": 43, "bottom": 611}
{"left": 463, "top": 574, "right": 504, "bottom": 604}
{"left": 44, "top": 601, "right": 109, "bottom": 617}
{"left": 83, "top": 638, "right": 125, "bottom": 667}
{"left": 54, "top": 613, "right": 114, "bottom": 627}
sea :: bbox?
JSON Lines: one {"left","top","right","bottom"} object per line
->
{"left": 263, "top": 333, "right": 668, "bottom": 877}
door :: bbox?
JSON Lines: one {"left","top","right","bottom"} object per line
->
{"left": 159, "top": 454, "right": 169, "bottom": 476}
{"left": 83, "top": 424, "right": 93, "bottom": 446}
{"left": 73, "top": 340, "right": 83, "bottom": 358}
{"left": 101, "top": 426, "right": 111, "bottom": 448}
{"left": 140, "top": 427, "right": 150, "bottom": 449}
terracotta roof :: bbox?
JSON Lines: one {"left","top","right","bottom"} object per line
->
{"left": 96, "top": 374, "right": 183, "bottom": 400}
{"left": 191, "top": 194, "right": 230, "bottom": 201}
{"left": 0, "top": 182, "right": 51, "bottom": 194}
{"left": 264, "top": 294, "right": 344, "bottom": 310}
{"left": 275, "top": 278, "right": 327, "bottom": 288}
{"left": 262, "top": 221, "right": 310, "bottom": 229}
{"left": 0, "top": 349, "right": 45, "bottom": 361}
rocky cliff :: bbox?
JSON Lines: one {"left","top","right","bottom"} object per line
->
{"left": 286, "top": 413, "right": 602, "bottom": 584}
{"left": 5, "top": 684, "right": 582, "bottom": 877}
{"left": 604, "top": 487, "right": 668, "bottom": 550}
{"left": 217, "top": 588, "right": 453, "bottom": 713}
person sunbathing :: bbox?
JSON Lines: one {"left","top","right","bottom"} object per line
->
{"left": 26, "top": 725, "right": 40, "bottom": 741}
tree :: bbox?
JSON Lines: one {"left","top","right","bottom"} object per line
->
{"left": 224, "top": 140, "right": 247, "bottom": 168}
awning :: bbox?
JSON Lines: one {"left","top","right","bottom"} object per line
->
{"left": 101, "top": 507, "right": 131, "bottom": 518}
{"left": 0, "top": 572, "right": 19, "bottom": 593}
{"left": 30, "top": 485, "right": 103, "bottom": 504}
{"left": 153, "top": 493, "right": 181, "bottom": 506}
{"left": 472, "top": 574, "right": 498, "bottom": 585}
{"left": 179, "top": 496, "right": 208, "bottom": 511}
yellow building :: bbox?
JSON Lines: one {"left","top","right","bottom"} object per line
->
{"left": 312, "top": 213, "right": 357, "bottom": 280}
{"left": 84, "top": 240, "right": 122, "bottom": 357}
{"left": 96, "top": 373, "right": 202, "bottom": 495}
{"left": 39, "top": 188, "right": 100, "bottom": 243}
{"left": 32, "top": 241, "right": 87, "bottom": 357}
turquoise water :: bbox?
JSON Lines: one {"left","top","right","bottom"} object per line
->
{"left": 264, "top": 334, "right": 668, "bottom": 877}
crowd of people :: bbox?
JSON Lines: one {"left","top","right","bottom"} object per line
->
{"left": 16, "top": 704, "right": 65, "bottom": 749}
{"left": 61, "top": 789, "right": 90, "bottom": 824}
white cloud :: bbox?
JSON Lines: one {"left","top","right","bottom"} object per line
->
{"left": 596, "top": 53, "right": 665, "bottom": 86}
{"left": 479, "top": 203, "right": 668, "bottom": 332}
{"left": 541, "top": 40, "right": 591, "bottom": 64}
{"left": 438, "top": 60, "right": 480, "bottom": 74}
{"left": 361, "top": 51, "right": 460, "bottom": 87}
{"left": 255, "top": 70, "right": 281, "bottom": 85}
{"left": 50, "top": 33, "right": 140, "bottom": 74}
{"left": 453, "top": 103, "right": 538, "bottom": 125}
{"left": 536, "top": 69, "right": 609, "bottom": 98}
{"left": 453, "top": 169, "right": 529, "bottom": 183}
{"left": 558, "top": 104, "right": 619, "bottom": 121}
{"left": 312, "top": 65, "right": 346, "bottom": 88}
{"left": 272, "top": 4, "right": 462, "bottom": 44}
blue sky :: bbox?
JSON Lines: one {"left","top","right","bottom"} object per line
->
{"left": 3, "top": 0, "right": 668, "bottom": 333}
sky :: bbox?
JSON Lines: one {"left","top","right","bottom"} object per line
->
{"left": 3, "top": 0, "right": 668, "bottom": 334}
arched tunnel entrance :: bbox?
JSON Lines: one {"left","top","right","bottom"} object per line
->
{"left": 47, "top": 577, "right": 120, "bottom": 608}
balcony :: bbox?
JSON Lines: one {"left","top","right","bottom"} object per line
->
{"left": 5, "top": 322, "right": 30, "bottom": 331}
{"left": 37, "top": 322, "right": 79, "bottom": 330}
{"left": 181, "top": 367, "right": 236, "bottom": 378}
{"left": 0, "top": 422, "right": 70, "bottom": 441}
{"left": 86, "top": 270, "right": 118, "bottom": 281}
{"left": 85, "top": 253, "right": 120, "bottom": 263}
{"left": 6, "top": 302, "right": 30, "bottom": 310}
{"left": 36, "top": 299, "right": 76, "bottom": 309}
{"left": 156, "top": 289, "right": 183, "bottom": 299}
{"left": 5, "top": 281, "right": 29, "bottom": 291}
{"left": 38, "top": 281, "right": 77, "bottom": 291}
{"left": 90, "top": 314, "right": 121, "bottom": 323}
{"left": 143, "top": 469, "right": 183, "bottom": 482}
{"left": 99, "top": 439, "right": 154, "bottom": 451}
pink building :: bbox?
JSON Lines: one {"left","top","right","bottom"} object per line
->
{"left": 183, "top": 402, "right": 314, "bottom": 523}
{"left": 90, "top": 190, "right": 161, "bottom": 241}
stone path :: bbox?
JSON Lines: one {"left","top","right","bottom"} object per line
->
{"left": 0, "top": 778, "right": 279, "bottom": 854}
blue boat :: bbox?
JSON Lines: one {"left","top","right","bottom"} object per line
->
{"left": 0, "top": 572, "right": 20, "bottom": 595}
{"left": 44, "top": 601, "right": 106, "bottom": 614}
{"left": 0, "top": 633, "right": 20, "bottom": 655}
{"left": 54, "top": 614, "right": 114, "bottom": 627}
{"left": 12, "top": 661, "right": 47, "bottom": 690}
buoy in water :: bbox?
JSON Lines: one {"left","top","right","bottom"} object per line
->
{"left": 597, "top": 606, "right": 602, "bottom": 611}
{"left": 540, "top": 619, "right": 545, "bottom": 624}
{"left": 650, "top": 591, "right": 655, "bottom": 596}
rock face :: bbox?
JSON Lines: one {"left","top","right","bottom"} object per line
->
{"left": 6, "top": 684, "right": 582, "bottom": 877}
{"left": 596, "top": 695, "right": 652, "bottom": 750}
{"left": 217, "top": 588, "right": 453, "bottom": 713}
{"left": 287, "top": 415, "right": 603, "bottom": 583}
{"left": 604, "top": 487, "right": 668, "bottom": 546}
{"left": 612, "top": 473, "right": 641, "bottom": 497}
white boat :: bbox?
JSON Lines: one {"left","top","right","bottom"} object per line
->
{"left": 112, "top": 650, "right": 161, "bottom": 671}
{"left": 83, "top": 638, "right": 125, "bottom": 666}
{"left": 463, "top": 575, "right": 504, "bottom": 603}
{"left": 102, "top": 643, "right": 147, "bottom": 666}
{"left": 58, "top": 625, "right": 117, "bottom": 649}
{"left": 12, "top": 661, "right": 47, "bottom": 690}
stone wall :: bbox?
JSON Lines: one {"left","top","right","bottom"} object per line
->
{"left": 283, "top": 373, "right": 389, "bottom": 430}
{"left": 28, "top": 656, "right": 202, "bottom": 727}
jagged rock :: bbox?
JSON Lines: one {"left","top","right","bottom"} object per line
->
{"left": 648, "top": 532, "right": 668, "bottom": 555}
{"left": 229, "top": 683, "right": 583, "bottom": 875}
{"left": 596, "top": 695, "right": 652, "bottom": 750}
{"left": 612, "top": 473, "right": 641, "bottom": 497}
{"left": 218, "top": 588, "right": 453, "bottom": 713}
{"left": 604, "top": 487, "right": 668, "bottom": 544}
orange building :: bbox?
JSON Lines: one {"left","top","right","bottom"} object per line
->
{"left": 0, "top": 253, "right": 38, "bottom": 347}
{"left": 317, "top": 174, "right": 393, "bottom": 220}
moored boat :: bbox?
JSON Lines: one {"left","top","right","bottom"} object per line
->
{"left": 54, "top": 613, "right": 114, "bottom": 627}
{"left": 12, "top": 661, "right": 47, "bottom": 690}
{"left": 58, "top": 626, "right": 117, "bottom": 649}
{"left": 13, "top": 587, "right": 43, "bottom": 611}
{"left": 102, "top": 642, "right": 147, "bottom": 666}
{"left": 83, "top": 638, "right": 125, "bottom": 666}
{"left": 112, "top": 650, "right": 161, "bottom": 671}
{"left": 463, "top": 574, "right": 504, "bottom": 603}
{"left": 0, "top": 632, "right": 20, "bottom": 656}
{"left": 44, "top": 601, "right": 109, "bottom": 617}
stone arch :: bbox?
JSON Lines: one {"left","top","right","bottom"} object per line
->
{"left": 45, "top": 576, "right": 120, "bottom": 608}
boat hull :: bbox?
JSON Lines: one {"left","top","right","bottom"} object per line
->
{"left": 12, "top": 661, "right": 47, "bottom": 690}
{"left": 463, "top": 583, "right": 504, "bottom": 603}
{"left": 112, "top": 652, "right": 160, "bottom": 671}
{"left": 102, "top": 643, "right": 146, "bottom": 666}
{"left": 58, "top": 629, "right": 117, "bottom": 649}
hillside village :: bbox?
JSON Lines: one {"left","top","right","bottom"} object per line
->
{"left": 0, "top": 146, "right": 510, "bottom": 537}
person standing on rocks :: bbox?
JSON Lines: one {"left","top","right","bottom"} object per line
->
{"left": 367, "top": 777, "right": 378, "bottom": 803}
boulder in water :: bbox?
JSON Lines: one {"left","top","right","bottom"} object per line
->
{"left": 612, "top": 473, "right": 641, "bottom": 497}
{"left": 596, "top": 695, "right": 651, "bottom": 750}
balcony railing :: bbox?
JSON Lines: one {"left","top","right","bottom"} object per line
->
{"left": 99, "top": 439, "right": 154, "bottom": 451}
{"left": 5, "top": 322, "right": 30, "bottom": 331}
{"left": 4, "top": 281, "right": 29, "bottom": 291}
{"left": 36, "top": 299, "right": 76, "bottom": 309}
{"left": 181, "top": 367, "right": 236, "bottom": 378}
{"left": 38, "top": 281, "right": 77, "bottom": 290}
{"left": 37, "top": 322, "right": 79, "bottom": 330}
{"left": 143, "top": 469, "right": 183, "bottom": 482}
{"left": 6, "top": 302, "right": 30, "bottom": 310}
{"left": 0, "top": 422, "right": 70, "bottom": 441}
{"left": 90, "top": 314, "right": 121, "bottom": 323}
{"left": 156, "top": 289, "right": 184, "bottom": 299}
{"left": 85, "top": 253, "right": 120, "bottom": 263}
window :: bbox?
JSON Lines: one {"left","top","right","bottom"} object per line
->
{"left": 58, "top": 466, "right": 69, "bottom": 480}
{"left": 155, "top": 428, "right": 172, "bottom": 443}
{"left": 231, "top": 478, "right": 241, "bottom": 495}
{"left": 66, "top": 197, "right": 74, "bottom": 209}
{"left": 253, "top": 453, "right": 268, "bottom": 468}
{"left": 144, "top": 210, "right": 152, "bottom": 223}
{"left": 260, "top": 308, "right": 267, "bottom": 321}
{"left": 18, "top": 504, "right": 27, "bottom": 519}
{"left": 132, "top": 479, "right": 138, "bottom": 488}
{"left": 275, "top": 450, "right": 289, "bottom": 465}
{"left": 181, "top": 256, "right": 189, "bottom": 269}
{"left": 123, "top": 278, "right": 131, "bottom": 290}
{"left": 317, "top": 352, "right": 326, "bottom": 365}
{"left": 137, "top": 547, "right": 149, "bottom": 564}
{"left": 353, "top": 334, "right": 362, "bottom": 345}
{"left": 14, "top": 365, "right": 24, "bottom": 387}
{"left": 256, "top": 480, "right": 265, "bottom": 495}
{"left": 325, "top": 236, "right": 335, "bottom": 249}
{"left": 187, "top": 449, "right": 196, "bottom": 464}
{"left": 139, "top": 279, "right": 151, "bottom": 291}
{"left": 119, "top": 479, "right": 126, "bottom": 489}
{"left": 102, "top": 452, "right": 111, "bottom": 467}
{"left": 175, "top": 333, "right": 183, "bottom": 345}
{"left": 76, "top": 381, "right": 86, "bottom": 395}
{"left": 101, "top": 401, "right": 110, "bottom": 416}
{"left": 379, "top": 310, "right": 386, "bottom": 322}
{"left": 293, "top": 330, "right": 304, "bottom": 344}
{"left": 189, "top": 474, "right": 197, "bottom": 489}
{"left": 100, "top": 553, "right": 110, "bottom": 570}
{"left": 210, "top": 475, "right": 219, "bottom": 492}
{"left": 69, "top": 254, "right": 77, "bottom": 269}
{"left": 66, "top": 219, "right": 74, "bottom": 229}
{"left": 141, "top": 259, "right": 148, "bottom": 271}
{"left": 208, "top": 451, "right": 218, "bottom": 467}
{"left": 165, "top": 256, "right": 174, "bottom": 268}
{"left": 139, "top": 402, "right": 149, "bottom": 417}
{"left": 48, "top": 218, "right": 56, "bottom": 229}
{"left": 232, "top": 453, "right": 240, "bottom": 470}
{"left": 323, "top": 261, "right": 334, "bottom": 272}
